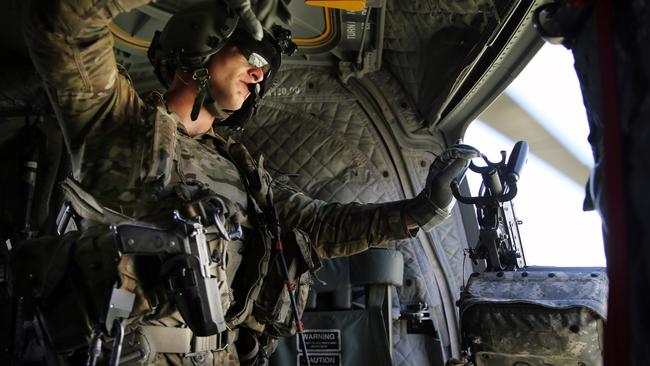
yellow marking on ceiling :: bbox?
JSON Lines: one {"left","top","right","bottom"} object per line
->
{"left": 305, "top": 0, "right": 365, "bottom": 11}
{"left": 108, "top": 21, "right": 150, "bottom": 51}
{"left": 293, "top": 8, "right": 334, "bottom": 48}
{"left": 109, "top": 7, "right": 337, "bottom": 52}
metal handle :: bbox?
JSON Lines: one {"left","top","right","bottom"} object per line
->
{"left": 108, "top": 319, "right": 125, "bottom": 366}
{"left": 506, "top": 141, "right": 529, "bottom": 182}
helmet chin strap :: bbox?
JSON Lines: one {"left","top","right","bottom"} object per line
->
{"left": 218, "top": 84, "right": 260, "bottom": 131}
{"left": 190, "top": 68, "right": 210, "bottom": 121}
{"left": 189, "top": 68, "right": 234, "bottom": 122}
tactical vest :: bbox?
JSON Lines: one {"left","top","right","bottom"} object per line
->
{"left": 9, "top": 94, "right": 321, "bottom": 364}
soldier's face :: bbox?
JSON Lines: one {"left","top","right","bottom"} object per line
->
{"left": 208, "top": 45, "right": 265, "bottom": 111}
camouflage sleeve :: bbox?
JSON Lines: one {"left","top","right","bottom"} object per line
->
{"left": 272, "top": 181, "right": 418, "bottom": 259}
{"left": 24, "top": 0, "right": 150, "bottom": 177}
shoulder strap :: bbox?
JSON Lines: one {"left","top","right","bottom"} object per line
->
{"left": 217, "top": 139, "right": 271, "bottom": 211}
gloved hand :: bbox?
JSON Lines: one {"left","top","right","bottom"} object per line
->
{"left": 405, "top": 144, "right": 481, "bottom": 231}
{"left": 224, "top": 0, "right": 292, "bottom": 41}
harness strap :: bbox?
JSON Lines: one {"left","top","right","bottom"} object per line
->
{"left": 141, "top": 326, "right": 192, "bottom": 354}
{"left": 139, "top": 326, "right": 238, "bottom": 354}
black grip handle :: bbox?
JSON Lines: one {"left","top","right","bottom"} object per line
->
{"left": 506, "top": 141, "right": 529, "bottom": 182}
{"left": 113, "top": 223, "right": 184, "bottom": 255}
{"left": 484, "top": 169, "right": 503, "bottom": 196}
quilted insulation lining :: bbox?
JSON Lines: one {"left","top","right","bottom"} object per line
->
{"left": 383, "top": 0, "right": 498, "bottom": 124}
{"left": 219, "top": 66, "right": 470, "bottom": 364}
{"left": 393, "top": 318, "right": 447, "bottom": 366}
{"left": 365, "top": 70, "right": 471, "bottom": 295}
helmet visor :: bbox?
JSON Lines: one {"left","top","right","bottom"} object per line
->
{"left": 243, "top": 51, "right": 271, "bottom": 74}
{"left": 227, "top": 29, "right": 281, "bottom": 95}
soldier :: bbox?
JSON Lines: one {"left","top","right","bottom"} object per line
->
{"left": 21, "top": 0, "right": 479, "bottom": 365}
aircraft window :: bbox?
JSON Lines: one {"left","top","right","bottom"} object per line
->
{"left": 463, "top": 44, "right": 606, "bottom": 267}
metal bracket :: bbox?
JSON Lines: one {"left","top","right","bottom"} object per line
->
{"left": 55, "top": 202, "right": 77, "bottom": 235}
{"left": 104, "top": 288, "right": 135, "bottom": 335}
{"left": 400, "top": 303, "right": 440, "bottom": 337}
{"left": 212, "top": 208, "right": 243, "bottom": 241}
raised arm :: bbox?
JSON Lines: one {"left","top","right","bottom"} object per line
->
{"left": 24, "top": 0, "right": 149, "bottom": 176}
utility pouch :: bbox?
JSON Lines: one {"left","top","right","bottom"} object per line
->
{"left": 10, "top": 233, "right": 76, "bottom": 302}
{"left": 226, "top": 204, "right": 273, "bottom": 327}
{"left": 460, "top": 269, "right": 607, "bottom": 366}
{"left": 254, "top": 228, "right": 321, "bottom": 337}
{"left": 101, "top": 326, "right": 155, "bottom": 366}
{"left": 10, "top": 226, "right": 120, "bottom": 352}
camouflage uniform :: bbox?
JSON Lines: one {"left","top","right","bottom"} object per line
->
{"left": 24, "top": 0, "right": 417, "bottom": 364}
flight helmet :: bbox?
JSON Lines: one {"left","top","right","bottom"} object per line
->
{"left": 147, "top": 0, "right": 297, "bottom": 130}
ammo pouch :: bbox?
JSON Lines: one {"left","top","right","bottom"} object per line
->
{"left": 253, "top": 228, "right": 321, "bottom": 337}
{"left": 10, "top": 226, "right": 120, "bottom": 352}
{"left": 459, "top": 268, "right": 608, "bottom": 366}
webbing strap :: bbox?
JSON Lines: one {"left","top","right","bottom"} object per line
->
{"left": 139, "top": 326, "right": 237, "bottom": 354}
{"left": 193, "top": 334, "right": 219, "bottom": 353}
{"left": 140, "top": 326, "right": 194, "bottom": 354}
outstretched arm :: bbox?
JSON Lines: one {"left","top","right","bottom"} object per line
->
{"left": 273, "top": 145, "right": 481, "bottom": 259}
{"left": 273, "top": 184, "right": 414, "bottom": 258}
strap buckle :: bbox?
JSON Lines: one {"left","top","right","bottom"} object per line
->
{"left": 188, "top": 329, "right": 230, "bottom": 355}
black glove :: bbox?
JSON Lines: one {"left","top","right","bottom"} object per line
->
{"left": 405, "top": 144, "right": 481, "bottom": 231}
{"left": 224, "top": 0, "right": 292, "bottom": 41}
